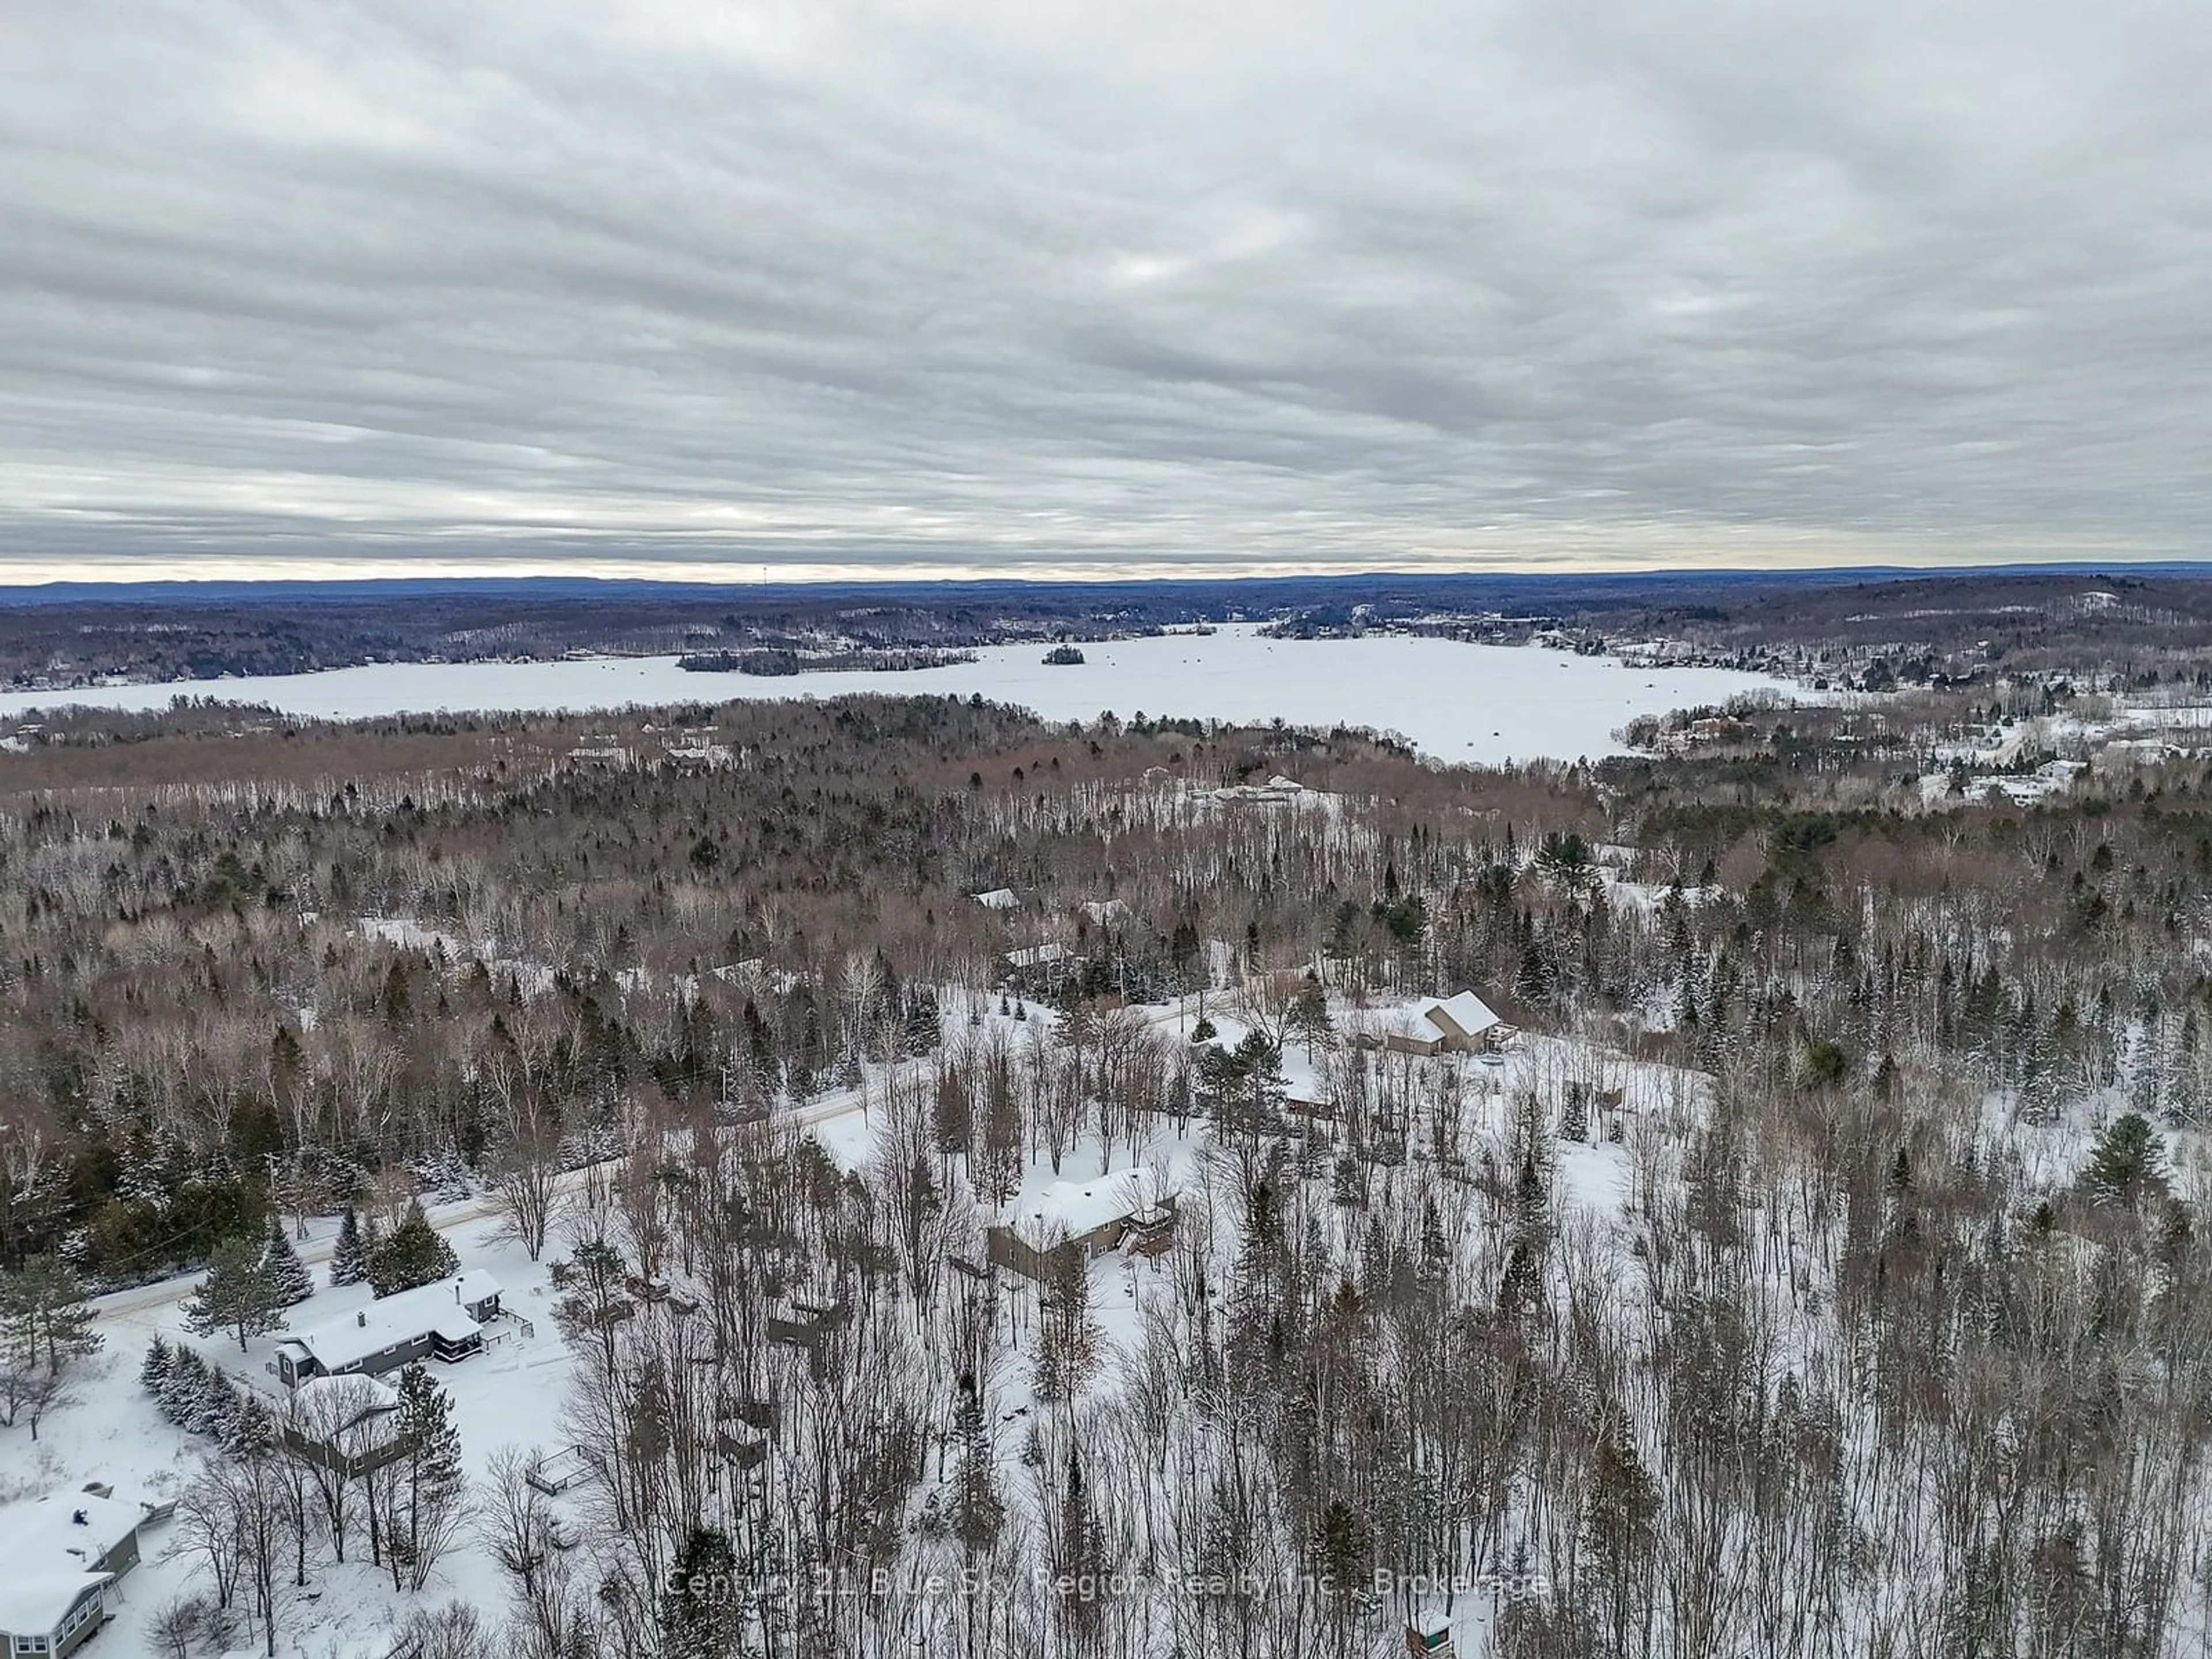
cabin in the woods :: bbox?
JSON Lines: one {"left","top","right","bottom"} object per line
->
{"left": 1373, "top": 991, "right": 1512, "bottom": 1056}
{"left": 272, "top": 1271, "right": 503, "bottom": 1388}
{"left": 986, "top": 1169, "right": 1178, "bottom": 1281}
{"left": 1002, "top": 940, "right": 1077, "bottom": 991}
{"left": 0, "top": 1485, "right": 166, "bottom": 1659}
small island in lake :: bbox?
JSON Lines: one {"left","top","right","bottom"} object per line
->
{"left": 1041, "top": 645, "right": 1086, "bottom": 666}
{"left": 677, "top": 646, "right": 976, "bottom": 676}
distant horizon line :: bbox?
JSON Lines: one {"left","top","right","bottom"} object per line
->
{"left": 3, "top": 558, "right": 2211, "bottom": 604}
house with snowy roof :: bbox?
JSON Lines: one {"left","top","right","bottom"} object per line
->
{"left": 986, "top": 1168, "right": 1177, "bottom": 1281}
{"left": 1002, "top": 938, "right": 1078, "bottom": 991}
{"left": 271, "top": 1270, "right": 502, "bottom": 1388}
{"left": 0, "top": 1484, "right": 166, "bottom": 1658}
{"left": 279, "top": 1373, "right": 409, "bottom": 1476}
{"left": 1374, "top": 991, "right": 1512, "bottom": 1057}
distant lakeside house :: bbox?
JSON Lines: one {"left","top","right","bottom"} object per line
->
{"left": 986, "top": 1169, "right": 1177, "bottom": 1282}
{"left": 271, "top": 1271, "right": 503, "bottom": 1388}
{"left": 0, "top": 1484, "right": 171, "bottom": 1658}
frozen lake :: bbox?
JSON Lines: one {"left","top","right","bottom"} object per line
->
{"left": 0, "top": 626, "right": 1796, "bottom": 764}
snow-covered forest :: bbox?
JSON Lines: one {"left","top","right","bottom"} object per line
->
{"left": 3, "top": 685, "right": 2211, "bottom": 1657}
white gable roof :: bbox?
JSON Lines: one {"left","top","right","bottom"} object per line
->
{"left": 1422, "top": 991, "right": 1501, "bottom": 1039}
{"left": 0, "top": 1489, "right": 147, "bottom": 1634}
{"left": 0, "top": 1570, "right": 108, "bottom": 1638}
{"left": 290, "top": 1373, "right": 406, "bottom": 1453}
{"left": 971, "top": 888, "right": 1020, "bottom": 910}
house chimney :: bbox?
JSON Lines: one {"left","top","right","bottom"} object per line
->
{"left": 357, "top": 1311, "right": 367, "bottom": 1328}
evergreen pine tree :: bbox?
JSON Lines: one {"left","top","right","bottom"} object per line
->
{"left": 1034, "top": 1248, "right": 1100, "bottom": 1403}
{"left": 368, "top": 1200, "right": 459, "bottom": 1297}
{"left": 159, "top": 1343, "right": 206, "bottom": 1425}
{"left": 1054, "top": 1448, "right": 1107, "bottom": 1650}
{"left": 1331, "top": 1154, "right": 1363, "bottom": 1209}
{"left": 2168, "top": 1010, "right": 2206, "bottom": 1127}
{"left": 2084, "top": 1112, "right": 2166, "bottom": 1202}
{"left": 330, "top": 1206, "right": 374, "bottom": 1287}
{"left": 224, "top": 1389, "right": 275, "bottom": 1456}
{"left": 395, "top": 1362, "right": 464, "bottom": 1488}
{"left": 388, "top": 1362, "right": 467, "bottom": 1590}
{"left": 263, "top": 1215, "right": 316, "bottom": 1306}
{"left": 658, "top": 1527, "right": 744, "bottom": 1658}
{"left": 0, "top": 1255, "right": 103, "bottom": 1373}
{"left": 950, "top": 1370, "right": 1003, "bottom": 1555}
{"left": 139, "top": 1333, "right": 174, "bottom": 1396}
{"left": 1312, "top": 1498, "right": 1371, "bottom": 1606}
{"left": 181, "top": 1235, "right": 288, "bottom": 1351}
{"left": 1497, "top": 1240, "right": 1542, "bottom": 1321}
{"left": 1583, "top": 1409, "right": 1658, "bottom": 1653}
{"left": 188, "top": 1362, "right": 244, "bottom": 1440}
{"left": 2129, "top": 1003, "right": 2166, "bottom": 1119}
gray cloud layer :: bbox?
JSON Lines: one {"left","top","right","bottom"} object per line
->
{"left": 1, "top": 0, "right": 2208, "bottom": 579}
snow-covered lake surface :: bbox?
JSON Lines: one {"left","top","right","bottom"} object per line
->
{"left": 0, "top": 626, "right": 1797, "bottom": 763}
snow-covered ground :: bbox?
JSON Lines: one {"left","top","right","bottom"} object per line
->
{"left": 12, "top": 1211, "right": 566, "bottom": 1659}
{"left": 0, "top": 626, "right": 1798, "bottom": 766}
{"left": 2, "top": 987, "right": 1709, "bottom": 1658}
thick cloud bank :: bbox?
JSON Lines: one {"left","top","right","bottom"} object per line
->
{"left": 1, "top": 0, "right": 2207, "bottom": 579}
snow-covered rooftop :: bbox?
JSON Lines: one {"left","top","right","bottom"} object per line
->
{"left": 0, "top": 1488, "right": 149, "bottom": 1633}
{"left": 0, "top": 1570, "right": 110, "bottom": 1638}
{"left": 1422, "top": 990, "right": 1502, "bottom": 1038}
{"left": 293, "top": 1372, "right": 401, "bottom": 1416}
{"left": 972, "top": 888, "right": 1020, "bottom": 910}
{"left": 278, "top": 1270, "right": 501, "bottom": 1374}
{"left": 1005, "top": 1168, "right": 1164, "bottom": 1249}
{"left": 289, "top": 1373, "right": 405, "bottom": 1456}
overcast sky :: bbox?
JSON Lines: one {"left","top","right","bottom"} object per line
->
{"left": 1, "top": 0, "right": 2208, "bottom": 583}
